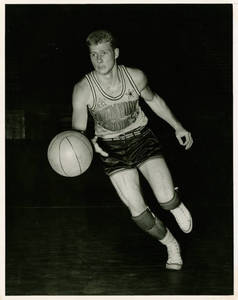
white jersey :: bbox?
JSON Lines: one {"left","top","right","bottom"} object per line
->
{"left": 85, "top": 65, "right": 148, "bottom": 139}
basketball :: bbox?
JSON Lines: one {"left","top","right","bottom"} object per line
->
{"left": 47, "top": 131, "right": 93, "bottom": 177}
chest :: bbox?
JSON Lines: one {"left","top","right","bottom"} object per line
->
{"left": 94, "top": 88, "right": 139, "bottom": 111}
{"left": 100, "top": 81, "right": 122, "bottom": 97}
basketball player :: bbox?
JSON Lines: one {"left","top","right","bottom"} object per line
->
{"left": 72, "top": 29, "right": 193, "bottom": 270}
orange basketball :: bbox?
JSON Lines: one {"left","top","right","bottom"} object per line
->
{"left": 47, "top": 131, "right": 93, "bottom": 177}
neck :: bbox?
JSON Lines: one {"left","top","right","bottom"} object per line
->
{"left": 95, "top": 64, "right": 120, "bottom": 87}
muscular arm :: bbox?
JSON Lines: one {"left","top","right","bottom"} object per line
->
{"left": 127, "top": 67, "right": 193, "bottom": 149}
{"left": 72, "top": 78, "right": 91, "bottom": 132}
{"left": 141, "top": 85, "right": 183, "bottom": 131}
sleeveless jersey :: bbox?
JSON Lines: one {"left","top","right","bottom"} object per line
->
{"left": 85, "top": 65, "right": 148, "bottom": 139}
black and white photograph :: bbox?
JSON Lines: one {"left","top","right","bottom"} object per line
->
{"left": 2, "top": 1, "right": 236, "bottom": 298}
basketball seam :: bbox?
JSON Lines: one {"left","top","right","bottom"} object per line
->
{"left": 59, "top": 138, "right": 70, "bottom": 177}
{"left": 66, "top": 137, "right": 82, "bottom": 175}
{"left": 81, "top": 138, "right": 93, "bottom": 157}
{"left": 48, "top": 135, "right": 58, "bottom": 154}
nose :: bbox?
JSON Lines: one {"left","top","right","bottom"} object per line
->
{"left": 96, "top": 54, "right": 103, "bottom": 63}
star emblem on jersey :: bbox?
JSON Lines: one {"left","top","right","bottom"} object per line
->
{"left": 126, "top": 89, "right": 134, "bottom": 100}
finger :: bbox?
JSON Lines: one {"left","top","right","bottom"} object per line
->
{"left": 91, "top": 136, "right": 98, "bottom": 144}
{"left": 94, "top": 143, "right": 109, "bottom": 157}
{"left": 185, "top": 134, "right": 193, "bottom": 150}
{"left": 94, "top": 143, "right": 102, "bottom": 152}
{"left": 100, "top": 150, "right": 109, "bottom": 157}
{"left": 98, "top": 152, "right": 109, "bottom": 157}
{"left": 182, "top": 132, "right": 191, "bottom": 144}
{"left": 185, "top": 143, "right": 191, "bottom": 150}
{"left": 177, "top": 136, "right": 186, "bottom": 146}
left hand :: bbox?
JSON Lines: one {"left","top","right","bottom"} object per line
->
{"left": 175, "top": 128, "right": 193, "bottom": 150}
{"left": 91, "top": 136, "right": 109, "bottom": 157}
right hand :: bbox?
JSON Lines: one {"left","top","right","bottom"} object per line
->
{"left": 91, "top": 136, "right": 109, "bottom": 157}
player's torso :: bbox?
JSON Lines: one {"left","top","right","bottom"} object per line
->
{"left": 85, "top": 65, "right": 148, "bottom": 138}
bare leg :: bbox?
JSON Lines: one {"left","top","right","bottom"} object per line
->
{"left": 139, "top": 157, "right": 175, "bottom": 204}
{"left": 109, "top": 168, "right": 183, "bottom": 270}
{"left": 109, "top": 168, "right": 147, "bottom": 217}
{"left": 139, "top": 157, "right": 193, "bottom": 233}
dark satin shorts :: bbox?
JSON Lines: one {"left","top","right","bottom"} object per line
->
{"left": 97, "top": 127, "right": 164, "bottom": 176}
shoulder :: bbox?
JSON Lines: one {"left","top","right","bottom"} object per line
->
{"left": 72, "top": 76, "right": 92, "bottom": 107}
{"left": 123, "top": 66, "right": 148, "bottom": 92}
{"left": 73, "top": 76, "right": 90, "bottom": 98}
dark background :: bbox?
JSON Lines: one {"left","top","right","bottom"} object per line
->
{"left": 5, "top": 4, "right": 233, "bottom": 295}
{"left": 5, "top": 4, "right": 233, "bottom": 206}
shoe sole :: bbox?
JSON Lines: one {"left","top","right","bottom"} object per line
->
{"left": 166, "top": 263, "right": 182, "bottom": 270}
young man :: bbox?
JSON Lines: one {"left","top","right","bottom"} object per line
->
{"left": 72, "top": 29, "right": 193, "bottom": 271}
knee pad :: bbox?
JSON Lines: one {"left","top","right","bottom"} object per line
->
{"left": 132, "top": 208, "right": 167, "bottom": 240}
{"left": 160, "top": 190, "right": 181, "bottom": 211}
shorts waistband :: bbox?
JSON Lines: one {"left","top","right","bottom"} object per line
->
{"left": 100, "top": 126, "right": 148, "bottom": 141}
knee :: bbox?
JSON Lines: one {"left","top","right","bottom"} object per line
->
{"left": 126, "top": 189, "right": 147, "bottom": 216}
{"left": 155, "top": 188, "right": 174, "bottom": 204}
{"left": 160, "top": 190, "right": 181, "bottom": 210}
{"left": 132, "top": 207, "right": 167, "bottom": 240}
{"left": 116, "top": 183, "right": 147, "bottom": 216}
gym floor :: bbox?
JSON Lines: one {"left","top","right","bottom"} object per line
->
{"left": 5, "top": 125, "right": 234, "bottom": 296}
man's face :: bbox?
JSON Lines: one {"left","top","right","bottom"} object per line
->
{"left": 89, "top": 42, "right": 119, "bottom": 75}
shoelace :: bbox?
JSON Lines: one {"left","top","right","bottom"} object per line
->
{"left": 167, "top": 240, "right": 182, "bottom": 263}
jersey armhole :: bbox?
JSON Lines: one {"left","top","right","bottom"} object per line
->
{"left": 120, "top": 65, "right": 141, "bottom": 96}
{"left": 85, "top": 74, "right": 96, "bottom": 110}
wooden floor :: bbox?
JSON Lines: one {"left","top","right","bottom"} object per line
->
{"left": 5, "top": 140, "right": 233, "bottom": 295}
{"left": 6, "top": 205, "right": 233, "bottom": 295}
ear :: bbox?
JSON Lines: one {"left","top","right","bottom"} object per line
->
{"left": 114, "top": 48, "right": 119, "bottom": 59}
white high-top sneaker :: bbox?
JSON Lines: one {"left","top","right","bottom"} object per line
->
{"left": 170, "top": 202, "right": 193, "bottom": 233}
{"left": 160, "top": 229, "right": 183, "bottom": 270}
